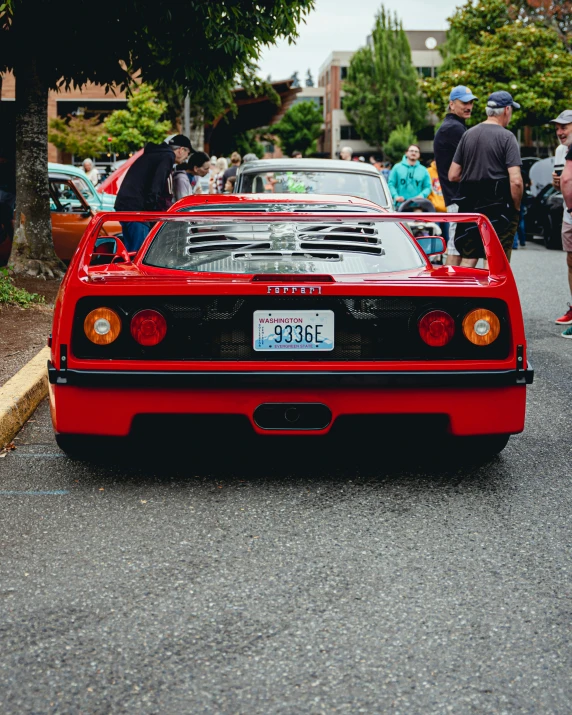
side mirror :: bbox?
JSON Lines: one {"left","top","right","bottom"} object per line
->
{"left": 94, "top": 237, "right": 117, "bottom": 254}
{"left": 417, "top": 236, "right": 446, "bottom": 256}
{"left": 91, "top": 236, "right": 131, "bottom": 265}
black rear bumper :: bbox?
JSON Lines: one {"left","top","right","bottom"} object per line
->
{"left": 48, "top": 361, "right": 534, "bottom": 388}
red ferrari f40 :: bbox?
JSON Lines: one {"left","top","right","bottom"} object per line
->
{"left": 48, "top": 194, "right": 533, "bottom": 458}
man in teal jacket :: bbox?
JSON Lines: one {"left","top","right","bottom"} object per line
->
{"left": 388, "top": 145, "right": 431, "bottom": 207}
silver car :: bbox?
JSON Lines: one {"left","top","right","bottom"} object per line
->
{"left": 235, "top": 158, "right": 393, "bottom": 208}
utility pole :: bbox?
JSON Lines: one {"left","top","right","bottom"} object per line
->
{"left": 183, "top": 94, "right": 190, "bottom": 139}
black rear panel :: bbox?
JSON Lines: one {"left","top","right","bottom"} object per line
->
{"left": 72, "top": 295, "right": 511, "bottom": 361}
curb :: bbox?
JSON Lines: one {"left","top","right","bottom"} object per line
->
{"left": 0, "top": 347, "right": 50, "bottom": 449}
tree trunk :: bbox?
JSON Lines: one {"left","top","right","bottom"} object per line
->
{"left": 9, "top": 53, "right": 65, "bottom": 278}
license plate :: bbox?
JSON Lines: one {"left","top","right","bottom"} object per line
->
{"left": 253, "top": 310, "right": 335, "bottom": 351}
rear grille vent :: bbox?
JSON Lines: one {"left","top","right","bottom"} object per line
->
{"left": 72, "top": 296, "right": 510, "bottom": 361}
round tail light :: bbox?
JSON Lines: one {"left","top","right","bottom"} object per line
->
{"left": 462, "top": 308, "right": 500, "bottom": 345}
{"left": 418, "top": 310, "right": 455, "bottom": 347}
{"left": 84, "top": 307, "right": 121, "bottom": 345}
{"left": 130, "top": 309, "right": 167, "bottom": 346}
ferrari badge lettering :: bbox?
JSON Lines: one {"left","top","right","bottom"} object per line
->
{"left": 266, "top": 286, "right": 322, "bottom": 295}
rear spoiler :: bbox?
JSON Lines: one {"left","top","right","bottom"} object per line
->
{"left": 75, "top": 211, "right": 509, "bottom": 281}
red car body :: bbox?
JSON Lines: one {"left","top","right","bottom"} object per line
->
{"left": 48, "top": 194, "right": 533, "bottom": 455}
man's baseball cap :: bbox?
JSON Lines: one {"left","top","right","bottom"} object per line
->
{"left": 487, "top": 91, "right": 520, "bottom": 109}
{"left": 166, "top": 134, "right": 194, "bottom": 150}
{"left": 550, "top": 110, "right": 572, "bottom": 125}
{"left": 449, "top": 86, "right": 477, "bottom": 102}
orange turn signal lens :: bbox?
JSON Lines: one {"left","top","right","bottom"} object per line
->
{"left": 84, "top": 307, "right": 122, "bottom": 345}
{"left": 462, "top": 309, "right": 500, "bottom": 346}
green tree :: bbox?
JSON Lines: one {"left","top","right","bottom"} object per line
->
{"left": 0, "top": 0, "right": 315, "bottom": 277}
{"left": 439, "top": 0, "right": 513, "bottom": 69}
{"left": 511, "top": 0, "right": 572, "bottom": 47}
{"left": 342, "top": 6, "right": 426, "bottom": 149}
{"left": 234, "top": 130, "right": 266, "bottom": 159}
{"left": 102, "top": 84, "right": 172, "bottom": 154}
{"left": 423, "top": 22, "right": 572, "bottom": 128}
{"left": 383, "top": 123, "right": 418, "bottom": 164}
{"left": 271, "top": 101, "right": 324, "bottom": 156}
{"left": 48, "top": 115, "right": 106, "bottom": 158}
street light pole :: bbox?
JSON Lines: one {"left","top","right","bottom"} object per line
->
{"left": 184, "top": 94, "right": 190, "bottom": 139}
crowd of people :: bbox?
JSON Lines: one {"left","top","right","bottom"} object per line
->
{"left": 431, "top": 84, "right": 572, "bottom": 338}
{"left": 340, "top": 84, "right": 570, "bottom": 338}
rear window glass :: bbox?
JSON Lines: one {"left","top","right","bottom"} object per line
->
{"left": 143, "top": 219, "right": 424, "bottom": 275}
{"left": 239, "top": 171, "right": 388, "bottom": 207}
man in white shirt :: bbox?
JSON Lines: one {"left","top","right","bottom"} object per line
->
{"left": 550, "top": 110, "right": 572, "bottom": 330}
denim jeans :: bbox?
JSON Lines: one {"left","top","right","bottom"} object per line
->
{"left": 120, "top": 221, "right": 150, "bottom": 253}
{"left": 512, "top": 208, "right": 526, "bottom": 249}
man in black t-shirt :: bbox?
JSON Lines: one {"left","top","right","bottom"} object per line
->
{"left": 434, "top": 85, "right": 477, "bottom": 266}
{"left": 449, "top": 91, "right": 523, "bottom": 267}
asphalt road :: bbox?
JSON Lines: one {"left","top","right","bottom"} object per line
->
{"left": 1, "top": 243, "right": 571, "bottom": 714}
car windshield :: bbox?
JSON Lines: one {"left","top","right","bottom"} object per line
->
{"left": 143, "top": 218, "right": 425, "bottom": 275}
{"left": 240, "top": 170, "right": 388, "bottom": 207}
{"left": 71, "top": 176, "right": 95, "bottom": 200}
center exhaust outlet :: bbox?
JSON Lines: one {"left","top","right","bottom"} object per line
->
{"left": 254, "top": 403, "right": 332, "bottom": 431}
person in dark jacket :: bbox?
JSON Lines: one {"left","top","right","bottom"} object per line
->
{"left": 115, "top": 134, "right": 193, "bottom": 252}
{"left": 433, "top": 86, "right": 477, "bottom": 266}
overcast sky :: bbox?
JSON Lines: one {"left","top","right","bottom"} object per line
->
{"left": 258, "top": 0, "right": 459, "bottom": 82}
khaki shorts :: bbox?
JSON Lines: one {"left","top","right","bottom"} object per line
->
{"left": 455, "top": 199, "right": 516, "bottom": 261}
{"left": 562, "top": 221, "right": 572, "bottom": 252}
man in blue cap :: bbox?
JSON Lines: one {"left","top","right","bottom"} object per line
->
{"left": 433, "top": 85, "right": 478, "bottom": 266}
{"left": 448, "top": 90, "right": 523, "bottom": 267}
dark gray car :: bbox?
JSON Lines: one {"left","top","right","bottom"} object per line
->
{"left": 235, "top": 159, "right": 393, "bottom": 208}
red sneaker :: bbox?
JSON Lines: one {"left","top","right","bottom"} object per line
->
{"left": 555, "top": 304, "right": 572, "bottom": 325}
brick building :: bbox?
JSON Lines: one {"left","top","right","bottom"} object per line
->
{"left": 0, "top": 72, "right": 128, "bottom": 162}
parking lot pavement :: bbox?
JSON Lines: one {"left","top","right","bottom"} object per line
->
{"left": 1, "top": 243, "right": 571, "bottom": 713}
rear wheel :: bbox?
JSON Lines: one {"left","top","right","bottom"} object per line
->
{"left": 55, "top": 433, "right": 125, "bottom": 459}
{"left": 448, "top": 434, "right": 510, "bottom": 461}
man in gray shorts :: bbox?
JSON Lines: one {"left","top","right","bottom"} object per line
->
{"left": 550, "top": 110, "right": 572, "bottom": 333}
{"left": 449, "top": 91, "right": 523, "bottom": 267}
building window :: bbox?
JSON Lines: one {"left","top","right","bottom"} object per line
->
{"left": 340, "top": 66, "right": 348, "bottom": 80}
{"left": 340, "top": 125, "right": 362, "bottom": 141}
{"left": 293, "top": 96, "right": 323, "bottom": 110}
{"left": 326, "top": 96, "right": 330, "bottom": 114}
{"left": 326, "top": 70, "right": 330, "bottom": 84}
{"left": 417, "top": 67, "right": 435, "bottom": 78}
